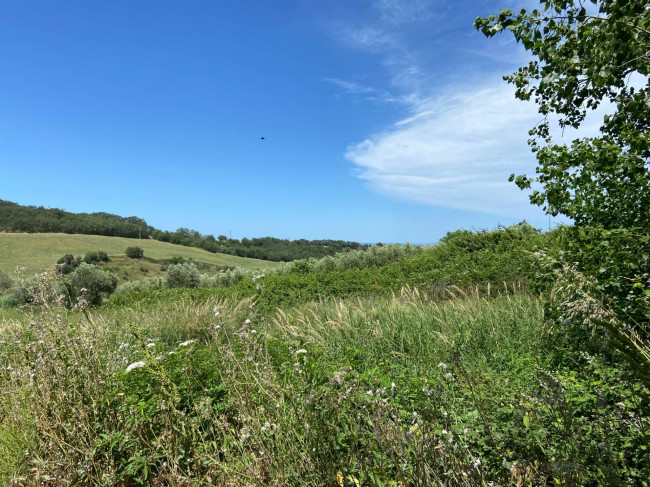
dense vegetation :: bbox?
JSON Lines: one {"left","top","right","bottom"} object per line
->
{"left": 0, "top": 199, "right": 368, "bottom": 261}
{"left": 0, "top": 199, "right": 151, "bottom": 238}
{"left": 1, "top": 223, "right": 648, "bottom": 485}
{"left": 476, "top": 0, "right": 650, "bottom": 386}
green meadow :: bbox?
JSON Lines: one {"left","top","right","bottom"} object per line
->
{"left": 0, "top": 233, "right": 279, "bottom": 276}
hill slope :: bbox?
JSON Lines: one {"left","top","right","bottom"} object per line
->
{"left": 0, "top": 199, "right": 368, "bottom": 261}
{"left": 0, "top": 233, "right": 279, "bottom": 276}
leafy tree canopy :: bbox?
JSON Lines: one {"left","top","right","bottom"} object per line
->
{"left": 475, "top": 0, "right": 649, "bottom": 228}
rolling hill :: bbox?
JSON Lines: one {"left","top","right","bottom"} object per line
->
{"left": 0, "top": 233, "right": 280, "bottom": 276}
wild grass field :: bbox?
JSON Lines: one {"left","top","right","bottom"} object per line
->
{"left": 0, "top": 233, "right": 279, "bottom": 276}
{"left": 0, "top": 225, "right": 648, "bottom": 486}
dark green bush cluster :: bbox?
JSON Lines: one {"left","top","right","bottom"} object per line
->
{"left": 56, "top": 250, "right": 110, "bottom": 274}
{"left": 125, "top": 246, "right": 144, "bottom": 259}
{"left": 532, "top": 225, "right": 650, "bottom": 386}
{"left": 84, "top": 250, "right": 109, "bottom": 264}
{"left": 0, "top": 198, "right": 152, "bottom": 238}
{"left": 254, "top": 223, "right": 549, "bottom": 312}
{"left": 63, "top": 263, "right": 118, "bottom": 307}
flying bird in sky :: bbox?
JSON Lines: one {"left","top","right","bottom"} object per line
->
{"left": 260, "top": 137, "right": 265, "bottom": 140}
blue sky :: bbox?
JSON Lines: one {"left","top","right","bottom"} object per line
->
{"left": 0, "top": 0, "right": 573, "bottom": 243}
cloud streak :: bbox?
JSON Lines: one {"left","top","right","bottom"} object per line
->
{"left": 331, "top": 0, "right": 607, "bottom": 219}
{"left": 345, "top": 81, "right": 547, "bottom": 217}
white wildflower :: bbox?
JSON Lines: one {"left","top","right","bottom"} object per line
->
{"left": 438, "top": 362, "right": 447, "bottom": 371}
{"left": 245, "top": 319, "right": 251, "bottom": 325}
{"left": 126, "top": 361, "right": 146, "bottom": 373}
{"left": 146, "top": 342, "right": 155, "bottom": 348}
{"left": 295, "top": 349, "right": 307, "bottom": 355}
{"left": 178, "top": 339, "right": 195, "bottom": 347}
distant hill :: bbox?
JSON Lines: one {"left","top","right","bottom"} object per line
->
{"left": 0, "top": 199, "right": 368, "bottom": 261}
{"left": 0, "top": 233, "right": 280, "bottom": 277}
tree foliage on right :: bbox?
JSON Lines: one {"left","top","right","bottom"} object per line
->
{"left": 475, "top": 0, "right": 649, "bottom": 228}
{"left": 476, "top": 1, "right": 650, "bottom": 384}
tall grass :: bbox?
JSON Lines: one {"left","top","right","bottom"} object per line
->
{"left": 1, "top": 286, "right": 647, "bottom": 485}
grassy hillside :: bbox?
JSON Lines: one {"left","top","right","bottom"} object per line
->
{"left": 0, "top": 199, "right": 368, "bottom": 262}
{"left": 0, "top": 233, "right": 279, "bottom": 276}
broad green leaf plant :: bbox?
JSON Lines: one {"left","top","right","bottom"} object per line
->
{"left": 476, "top": 1, "right": 650, "bottom": 384}
{"left": 475, "top": 0, "right": 649, "bottom": 228}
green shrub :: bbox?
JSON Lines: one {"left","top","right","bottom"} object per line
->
{"left": 198, "top": 267, "right": 250, "bottom": 288}
{"left": 84, "top": 250, "right": 110, "bottom": 264}
{"left": 57, "top": 254, "right": 76, "bottom": 265}
{"left": 165, "top": 263, "right": 200, "bottom": 289}
{"left": 56, "top": 254, "right": 82, "bottom": 274}
{"left": 125, "top": 246, "right": 144, "bottom": 259}
{"left": 64, "top": 263, "right": 118, "bottom": 306}
{"left": 114, "top": 277, "right": 163, "bottom": 295}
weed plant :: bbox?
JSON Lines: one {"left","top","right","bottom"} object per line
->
{"left": 1, "top": 286, "right": 647, "bottom": 485}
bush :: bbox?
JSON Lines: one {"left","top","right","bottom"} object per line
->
{"left": 64, "top": 263, "right": 118, "bottom": 307}
{"left": 198, "top": 267, "right": 250, "bottom": 288}
{"left": 125, "top": 246, "right": 144, "bottom": 259}
{"left": 165, "top": 263, "right": 200, "bottom": 289}
{"left": 114, "top": 278, "right": 163, "bottom": 295}
{"left": 84, "top": 250, "right": 110, "bottom": 264}
{"left": 56, "top": 254, "right": 82, "bottom": 274}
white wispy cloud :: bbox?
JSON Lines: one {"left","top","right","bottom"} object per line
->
{"left": 330, "top": 0, "right": 608, "bottom": 218}
{"left": 334, "top": 24, "right": 395, "bottom": 53}
{"left": 345, "top": 76, "right": 613, "bottom": 217}
{"left": 345, "top": 81, "right": 545, "bottom": 216}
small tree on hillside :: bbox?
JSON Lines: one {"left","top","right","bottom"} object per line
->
{"left": 125, "top": 246, "right": 144, "bottom": 259}
{"left": 64, "top": 263, "right": 118, "bottom": 307}
{"left": 165, "top": 263, "right": 200, "bottom": 289}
